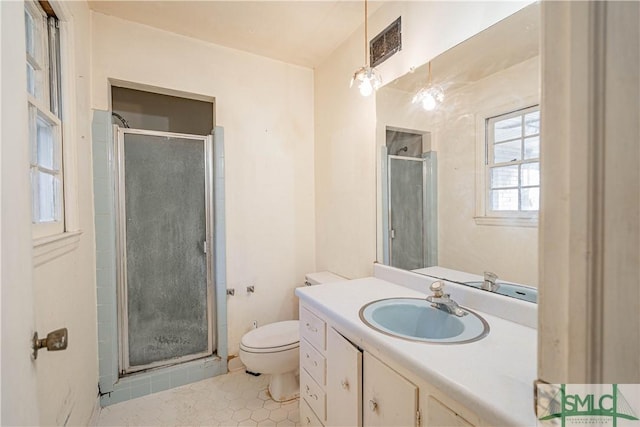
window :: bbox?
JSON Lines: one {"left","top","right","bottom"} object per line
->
{"left": 475, "top": 105, "right": 540, "bottom": 226}
{"left": 25, "top": 0, "right": 64, "bottom": 236}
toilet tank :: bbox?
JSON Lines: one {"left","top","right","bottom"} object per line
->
{"left": 304, "top": 271, "right": 346, "bottom": 286}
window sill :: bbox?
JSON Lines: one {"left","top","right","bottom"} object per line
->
{"left": 33, "top": 230, "right": 83, "bottom": 266}
{"left": 474, "top": 216, "right": 538, "bottom": 227}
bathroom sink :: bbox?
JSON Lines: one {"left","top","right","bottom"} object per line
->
{"left": 359, "top": 298, "right": 489, "bottom": 344}
{"left": 464, "top": 282, "right": 538, "bottom": 303}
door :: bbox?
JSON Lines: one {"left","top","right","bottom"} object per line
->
{"left": 1, "top": 2, "right": 40, "bottom": 423}
{"left": 116, "top": 128, "right": 214, "bottom": 374}
{"left": 363, "top": 352, "right": 418, "bottom": 427}
{"left": 327, "top": 328, "right": 362, "bottom": 427}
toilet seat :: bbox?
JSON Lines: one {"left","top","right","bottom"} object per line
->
{"left": 240, "top": 341, "right": 299, "bottom": 354}
{"left": 240, "top": 320, "right": 299, "bottom": 353}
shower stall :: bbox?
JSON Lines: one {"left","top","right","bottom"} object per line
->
{"left": 382, "top": 129, "right": 438, "bottom": 271}
{"left": 115, "top": 127, "right": 215, "bottom": 374}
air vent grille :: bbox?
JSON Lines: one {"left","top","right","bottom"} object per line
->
{"left": 370, "top": 17, "right": 401, "bottom": 68}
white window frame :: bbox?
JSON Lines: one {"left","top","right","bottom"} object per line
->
{"left": 28, "top": 96, "right": 64, "bottom": 235}
{"left": 25, "top": 0, "right": 50, "bottom": 105}
{"left": 26, "top": 0, "right": 82, "bottom": 262}
{"left": 475, "top": 97, "right": 539, "bottom": 227}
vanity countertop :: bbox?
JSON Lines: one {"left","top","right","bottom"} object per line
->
{"left": 295, "top": 277, "right": 537, "bottom": 427}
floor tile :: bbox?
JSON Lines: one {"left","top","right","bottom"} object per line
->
{"left": 96, "top": 371, "right": 301, "bottom": 427}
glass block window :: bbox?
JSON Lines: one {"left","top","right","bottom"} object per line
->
{"left": 25, "top": 0, "right": 64, "bottom": 229}
{"left": 486, "top": 106, "right": 540, "bottom": 215}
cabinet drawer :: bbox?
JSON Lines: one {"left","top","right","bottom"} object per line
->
{"left": 300, "top": 398, "right": 324, "bottom": 427}
{"left": 301, "top": 338, "right": 326, "bottom": 386}
{"left": 300, "top": 307, "right": 326, "bottom": 350}
{"left": 301, "top": 368, "right": 326, "bottom": 422}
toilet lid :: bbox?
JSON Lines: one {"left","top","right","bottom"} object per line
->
{"left": 241, "top": 320, "right": 299, "bottom": 350}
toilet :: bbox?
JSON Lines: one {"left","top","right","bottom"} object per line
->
{"left": 238, "top": 271, "right": 345, "bottom": 402}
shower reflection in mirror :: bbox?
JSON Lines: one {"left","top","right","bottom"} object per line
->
{"left": 381, "top": 128, "right": 437, "bottom": 271}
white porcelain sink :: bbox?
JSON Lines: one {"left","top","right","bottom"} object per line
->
{"left": 359, "top": 298, "right": 489, "bottom": 344}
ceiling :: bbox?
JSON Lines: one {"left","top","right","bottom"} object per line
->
{"left": 88, "top": 0, "right": 383, "bottom": 69}
{"left": 387, "top": 1, "right": 540, "bottom": 94}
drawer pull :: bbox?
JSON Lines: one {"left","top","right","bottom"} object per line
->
{"left": 305, "top": 322, "right": 318, "bottom": 333}
{"left": 305, "top": 353, "right": 318, "bottom": 366}
{"left": 304, "top": 385, "right": 318, "bottom": 400}
{"left": 369, "top": 399, "right": 378, "bottom": 412}
{"left": 341, "top": 379, "right": 349, "bottom": 390}
{"left": 305, "top": 416, "right": 311, "bottom": 425}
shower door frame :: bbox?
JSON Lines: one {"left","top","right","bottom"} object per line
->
{"left": 115, "top": 126, "right": 216, "bottom": 375}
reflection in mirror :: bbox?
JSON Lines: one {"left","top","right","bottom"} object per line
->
{"left": 377, "top": 3, "right": 540, "bottom": 302}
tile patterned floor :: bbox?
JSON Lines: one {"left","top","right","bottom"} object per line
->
{"left": 97, "top": 370, "right": 300, "bottom": 426}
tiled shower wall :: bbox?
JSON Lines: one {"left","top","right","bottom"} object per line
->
{"left": 92, "top": 110, "right": 228, "bottom": 405}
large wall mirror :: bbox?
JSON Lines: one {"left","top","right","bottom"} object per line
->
{"left": 376, "top": 3, "right": 540, "bottom": 302}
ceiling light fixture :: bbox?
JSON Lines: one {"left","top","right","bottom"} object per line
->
{"left": 412, "top": 62, "right": 444, "bottom": 111}
{"left": 350, "top": 0, "right": 382, "bottom": 97}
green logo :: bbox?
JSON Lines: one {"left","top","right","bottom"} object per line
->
{"left": 538, "top": 384, "right": 639, "bottom": 426}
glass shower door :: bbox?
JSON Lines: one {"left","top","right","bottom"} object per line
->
{"left": 387, "top": 153, "right": 437, "bottom": 270}
{"left": 116, "top": 128, "right": 214, "bottom": 374}
{"left": 388, "top": 156, "right": 425, "bottom": 270}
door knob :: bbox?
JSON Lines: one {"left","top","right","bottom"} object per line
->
{"left": 32, "top": 328, "right": 68, "bottom": 359}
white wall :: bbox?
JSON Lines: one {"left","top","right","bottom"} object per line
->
{"left": 314, "top": 23, "right": 378, "bottom": 280}
{"left": 1, "top": 1, "right": 98, "bottom": 425}
{"left": 315, "top": 1, "right": 531, "bottom": 279}
{"left": 91, "top": 12, "right": 316, "bottom": 355}
{"left": 377, "top": 58, "right": 539, "bottom": 286}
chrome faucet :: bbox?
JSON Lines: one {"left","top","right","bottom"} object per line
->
{"left": 426, "top": 281, "right": 467, "bottom": 317}
{"left": 481, "top": 271, "right": 499, "bottom": 292}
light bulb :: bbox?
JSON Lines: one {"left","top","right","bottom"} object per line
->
{"left": 412, "top": 85, "right": 445, "bottom": 111}
{"left": 422, "top": 94, "right": 437, "bottom": 111}
{"left": 350, "top": 66, "right": 382, "bottom": 97}
{"left": 359, "top": 78, "right": 374, "bottom": 97}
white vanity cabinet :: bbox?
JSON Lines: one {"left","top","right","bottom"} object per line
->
{"left": 299, "top": 302, "right": 480, "bottom": 427}
{"left": 300, "top": 305, "right": 364, "bottom": 427}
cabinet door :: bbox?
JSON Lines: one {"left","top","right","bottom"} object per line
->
{"left": 327, "top": 328, "right": 362, "bottom": 427}
{"left": 426, "top": 396, "right": 474, "bottom": 427}
{"left": 363, "top": 352, "right": 418, "bottom": 427}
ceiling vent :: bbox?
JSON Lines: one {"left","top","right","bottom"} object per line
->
{"left": 370, "top": 17, "right": 402, "bottom": 68}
